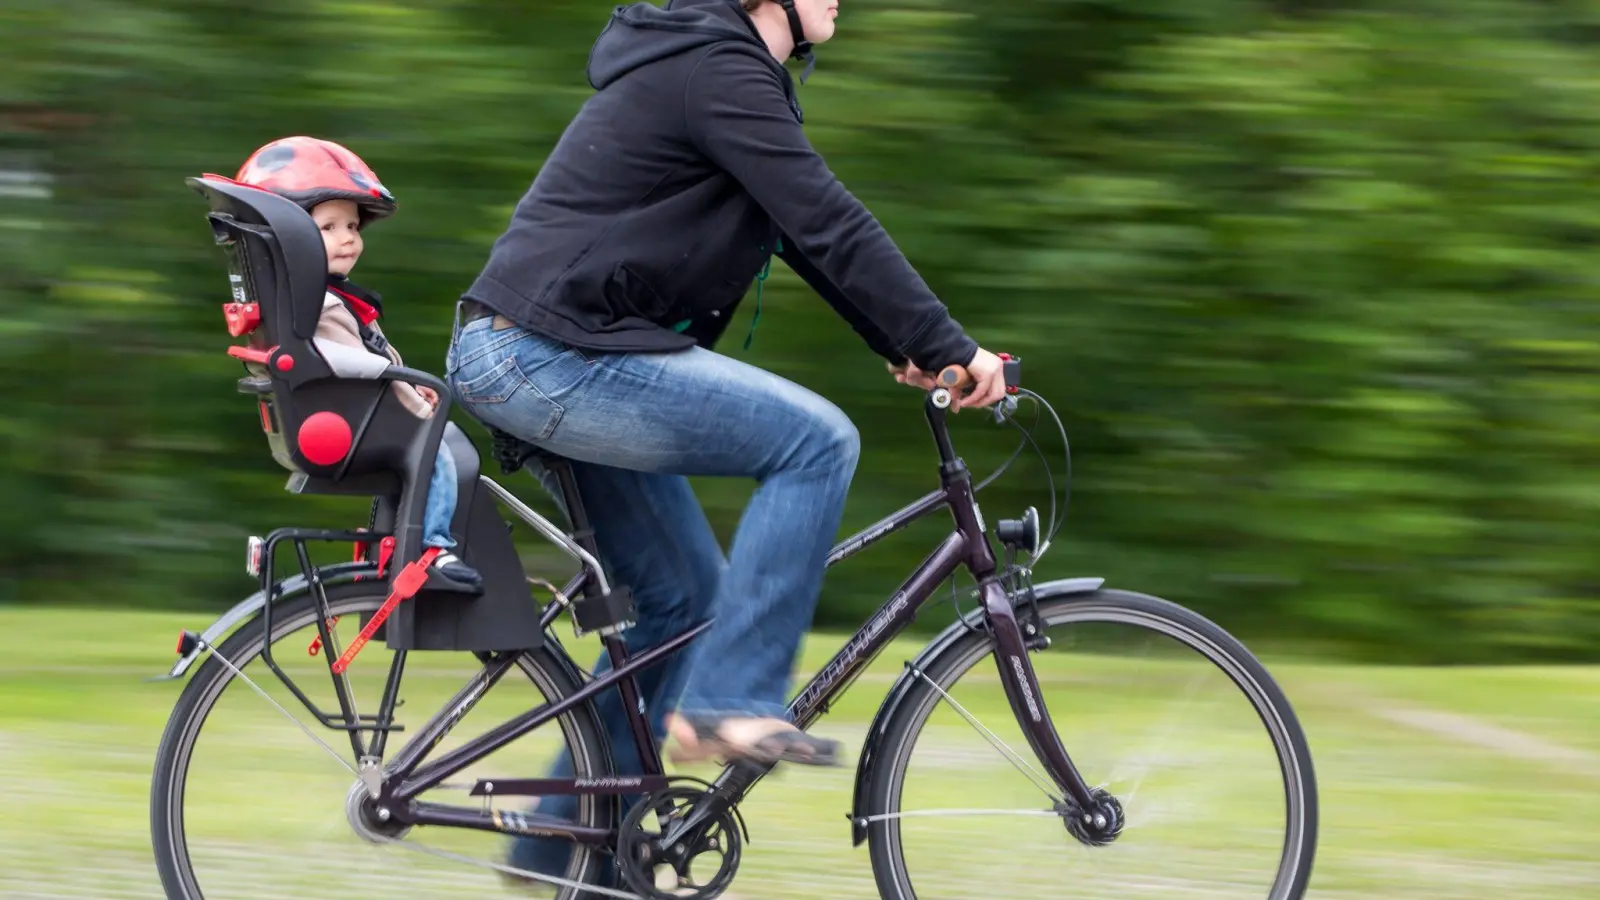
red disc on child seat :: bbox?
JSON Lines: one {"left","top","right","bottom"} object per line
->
{"left": 297, "top": 412, "right": 353, "bottom": 466}
{"left": 275, "top": 353, "right": 295, "bottom": 372}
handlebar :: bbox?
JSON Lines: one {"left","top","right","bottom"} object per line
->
{"left": 916, "top": 351, "right": 1068, "bottom": 568}
{"left": 889, "top": 354, "right": 1021, "bottom": 410}
{"left": 901, "top": 354, "right": 1024, "bottom": 471}
{"left": 928, "top": 354, "right": 1021, "bottom": 412}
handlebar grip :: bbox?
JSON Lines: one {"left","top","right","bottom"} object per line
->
{"left": 937, "top": 365, "right": 973, "bottom": 391}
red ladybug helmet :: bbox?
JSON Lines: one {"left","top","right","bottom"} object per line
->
{"left": 234, "top": 136, "right": 396, "bottom": 225}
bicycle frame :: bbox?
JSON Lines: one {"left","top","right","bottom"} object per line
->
{"left": 284, "top": 390, "right": 1097, "bottom": 845}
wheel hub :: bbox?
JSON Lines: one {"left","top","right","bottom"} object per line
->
{"left": 345, "top": 779, "right": 410, "bottom": 843}
{"left": 1062, "top": 789, "right": 1125, "bottom": 847}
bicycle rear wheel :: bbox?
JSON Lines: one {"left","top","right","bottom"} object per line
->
{"left": 150, "top": 581, "right": 615, "bottom": 899}
{"left": 863, "top": 587, "right": 1317, "bottom": 899}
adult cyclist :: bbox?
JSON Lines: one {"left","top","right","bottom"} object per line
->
{"left": 444, "top": 0, "right": 1008, "bottom": 883}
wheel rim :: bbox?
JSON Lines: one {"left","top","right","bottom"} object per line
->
{"left": 153, "top": 588, "right": 605, "bottom": 899}
{"left": 877, "top": 599, "right": 1313, "bottom": 899}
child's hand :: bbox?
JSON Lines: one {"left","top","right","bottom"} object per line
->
{"left": 416, "top": 386, "right": 440, "bottom": 409}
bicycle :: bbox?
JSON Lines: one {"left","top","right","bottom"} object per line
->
{"left": 151, "top": 175, "right": 1318, "bottom": 899}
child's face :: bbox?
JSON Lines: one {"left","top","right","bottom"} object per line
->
{"left": 311, "top": 199, "right": 363, "bottom": 277}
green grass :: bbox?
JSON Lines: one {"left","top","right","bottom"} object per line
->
{"left": 0, "top": 606, "right": 1596, "bottom": 898}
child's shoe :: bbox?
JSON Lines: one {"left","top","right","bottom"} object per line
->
{"left": 431, "top": 551, "right": 483, "bottom": 589}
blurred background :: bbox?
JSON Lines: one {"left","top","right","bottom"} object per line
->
{"left": 2, "top": 0, "right": 1597, "bottom": 897}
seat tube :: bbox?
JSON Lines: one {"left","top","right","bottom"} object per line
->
{"left": 603, "top": 634, "right": 668, "bottom": 775}
{"left": 550, "top": 456, "right": 665, "bottom": 776}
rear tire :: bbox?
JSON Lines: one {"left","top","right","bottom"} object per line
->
{"left": 150, "top": 581, "right": 616, "bottom": 899}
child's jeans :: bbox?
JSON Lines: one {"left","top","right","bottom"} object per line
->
{"left": 422, "top": 443, "right": 458, "bottom": 550}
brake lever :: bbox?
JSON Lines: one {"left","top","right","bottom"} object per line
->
{"left": 993, "top": 394, "right": 1019, "bottom": 423}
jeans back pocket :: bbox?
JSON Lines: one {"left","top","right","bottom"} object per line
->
{"left": 450, "top": 355, "right": 565, "bottom": 442}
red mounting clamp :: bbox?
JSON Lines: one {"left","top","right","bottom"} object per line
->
{"left": 376, "top": 536, "right": 397, "bottom": 578}
{"left": 352, "top": 529, "right": 370, "bottom": 581}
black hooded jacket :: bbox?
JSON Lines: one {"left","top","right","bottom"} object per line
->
{"left": 462, "top": 0, "right": 978, "bottom": 372}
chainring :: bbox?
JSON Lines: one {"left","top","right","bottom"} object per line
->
{"left": 617, "top": 785, "right": 743, "bottom": 900}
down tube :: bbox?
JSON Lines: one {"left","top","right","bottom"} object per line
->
{"left": 789, "top": 531, "right": 968, "bottom": 729}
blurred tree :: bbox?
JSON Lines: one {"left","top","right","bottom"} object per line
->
{"left": 1, "top": 0, "right": 1595, "bottom": 661}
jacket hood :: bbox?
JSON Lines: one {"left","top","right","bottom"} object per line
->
{"left": 588, "top": 0, "right": 768, "bottom": 90}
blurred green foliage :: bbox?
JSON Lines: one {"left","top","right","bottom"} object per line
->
{"left": 3, "top": 0, "right": 1597, "bottom": 662}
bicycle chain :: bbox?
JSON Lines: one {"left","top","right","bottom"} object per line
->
{"left": 372, "top": 830, "right": 645, "bottom": 900}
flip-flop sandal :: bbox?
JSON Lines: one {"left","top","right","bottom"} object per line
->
{"left": 668, "top": 713, "right": 843, "bottom": 768}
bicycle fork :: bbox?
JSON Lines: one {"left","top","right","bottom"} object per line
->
{"left": 979, "top": 577, "right": 1099, "bottom": 812}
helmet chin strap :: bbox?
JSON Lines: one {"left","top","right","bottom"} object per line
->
{"left": 774, "top": 0, "right": 817, "bottom": 83}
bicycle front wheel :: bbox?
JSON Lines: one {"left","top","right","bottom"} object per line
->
{"left": 863, "top": 588, "right": 1317, "bottom": 899}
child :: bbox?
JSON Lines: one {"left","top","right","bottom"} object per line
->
{"left": 235, "top": 136, "right": 482, "bottom": 589}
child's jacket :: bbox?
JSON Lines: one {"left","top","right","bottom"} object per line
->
{"left": 311, "top": 276, "right": 434, "bottom": 419}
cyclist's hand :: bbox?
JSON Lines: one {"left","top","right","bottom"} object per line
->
{"left": 888, "top": 360, "right": 938, "bottom": 390}
{"left": 957, "top": 348, "right": 1008, "bottom": 411}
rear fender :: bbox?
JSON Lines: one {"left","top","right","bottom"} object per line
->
{"left": 846, "top": 576, "right": 1105, "bottom": 846}
{"left": 153, "top": 561, "right": 380, "bottom": 681}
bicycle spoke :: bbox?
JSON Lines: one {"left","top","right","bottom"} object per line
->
{"left": 874, "top": 596, "right": 1317, "bottom": 900}
{"left": 322, "top": 621, "right": 363, "bottom": 733}
{"left": 906, "top": 661, "right": 1061, "bottom": 803}
{"left": 1110, "top": 664, "right": 1213, "bottom": 812}
{"left": 859, "top": 808, "right": 1059, "bottom": 824}
{"left": 197, "top": 637, "right": 357, "bottom": 776}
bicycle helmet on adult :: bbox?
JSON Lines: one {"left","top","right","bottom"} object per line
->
{"left": 234, "top": 136, "right": 397, "bottom": 225}
{"left": 743, "top": 0, "right": 817, "bottom": 81}
{"left": 775, "top": 0, "right": 817, "bottom": 81}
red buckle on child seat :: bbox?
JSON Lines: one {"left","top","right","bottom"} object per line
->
{"left": 223, "top": 302, "right": 261, "bottom": 337}
{"left": 330, "top": 547, "right": 442, "bottom": 674}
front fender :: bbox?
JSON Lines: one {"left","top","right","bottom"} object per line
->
{"left": 152, "top": 561, "right": 381, "bottom": 681}
{"left": 847, "top": 576, "right": 1104, "bottom": 846}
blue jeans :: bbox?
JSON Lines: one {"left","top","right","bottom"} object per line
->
{"left": 422, "top": 442, "right": 458, "bottom": 551}
{"left": 443, "top": 314, "right": 859, "bottom": 875}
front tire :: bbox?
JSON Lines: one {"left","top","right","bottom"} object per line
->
{"left": 863, "top": 588, "right": 1318, "bottom": 899}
